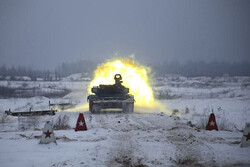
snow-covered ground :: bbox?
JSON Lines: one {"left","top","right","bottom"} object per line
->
{"left": 0, "top": 75, "right": 250, "bottom": 167}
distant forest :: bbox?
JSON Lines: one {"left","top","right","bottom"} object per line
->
{"left": 0, "top": 60, "right": 249, "bottom": 80}
{"left": 152, "top": 60, "right": 250, "bottom": 77}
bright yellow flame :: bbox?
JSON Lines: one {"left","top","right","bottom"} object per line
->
{"left": 88, "top": 59, "right": 154, "bottom": 106}
{"left": 66, "top": 57, "right": 171, "bottom": 114}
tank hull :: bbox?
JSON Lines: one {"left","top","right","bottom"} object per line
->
{"left": 88, "top": 95, "right": 134, "bottom": 113}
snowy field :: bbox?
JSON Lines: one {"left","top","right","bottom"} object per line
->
{"left": 0, "top": 75, "right": 250, "bottom": 167}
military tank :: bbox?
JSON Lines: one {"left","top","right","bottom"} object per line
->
{"left": 87, "top": 74, "right": 134, "bottom": 113}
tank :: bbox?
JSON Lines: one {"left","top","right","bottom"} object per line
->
{"left": 87, "top": 74, "right": 134, "bottom": 113}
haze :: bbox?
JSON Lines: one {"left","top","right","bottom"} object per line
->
{"left": 0, "top": 0, "right": 250, "bottom": 69}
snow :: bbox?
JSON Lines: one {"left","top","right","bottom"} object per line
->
{"left": 0, "top": 113, "right": 178, "bottom": 167}
{"left": 0, "top": 75, "right": 250, "bottom": 166}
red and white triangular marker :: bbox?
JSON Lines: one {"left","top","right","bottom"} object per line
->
{"left": 40, "top": 121, "right": 57, "bottom": 144}
{"left": 75, "top": 113, "right": 87, "bottom": 131}
{"left": 241, "top": 123, "right": 250, "bottom": 147}
{"left": 206, "top": 113, "right": 218, "bottom": 131}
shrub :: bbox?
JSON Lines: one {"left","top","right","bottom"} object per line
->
{"left": 0, "top": 114, "right": 7, "bottom": 124}
{"left": 195, "top": 108, "right": 210, "bottom": 130}
{"left": 217, "top": 112, "right": 238, "bottom": 131}
{"left": 53, "top": 115, "right": 70, "bottom": 130}
{"left": 18, "top": 116, "right": 40, "bottom": 130}
{"left": 195, "top": 108, "right": 238, "bottom": 131}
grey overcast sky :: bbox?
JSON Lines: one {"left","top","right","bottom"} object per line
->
{"left": 0, "top": 0, "right": 250, "bottom": 69}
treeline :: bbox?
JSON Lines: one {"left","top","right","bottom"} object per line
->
{"left": 153, "top": 60, "right": 250, "bottom": 77}
{"left": 56, "top": 59, "right": 250, "bottom": 77}
{"left": 57, "top": 60, "right": 96, "bottom": 77}
{"left": 0, "top": 60, "right": 249, "bottom": 80}
{"left": 0, "top": 66, "right": 47, "bottom": 80}
{"left": 0, "top": 60, "right": 97, "bottom": 80}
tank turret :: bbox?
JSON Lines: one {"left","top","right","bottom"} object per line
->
{"left": 87, "top": 74, "right": 134, "bottom": 113}
{"left": 91, "top": 74, "right": 129, "bottom": 96}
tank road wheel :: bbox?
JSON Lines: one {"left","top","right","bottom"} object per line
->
{"left": 123, "top": 103, "right": 134, "bottom": 113}
{"left": 92, "top": 104, "right": 101, "bottom": 114}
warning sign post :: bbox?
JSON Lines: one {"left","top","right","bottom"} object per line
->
{"left": 40, "top": 121, "right": 57, "bottom": 144}
{"left": 206, "top": 113, "right": 218, "bottom": 131}
{"left": 75, "top": 113, "right": 87, "bottom": 131}
{"left": 241, "top": 123, "right": 250, "bottom": 147}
